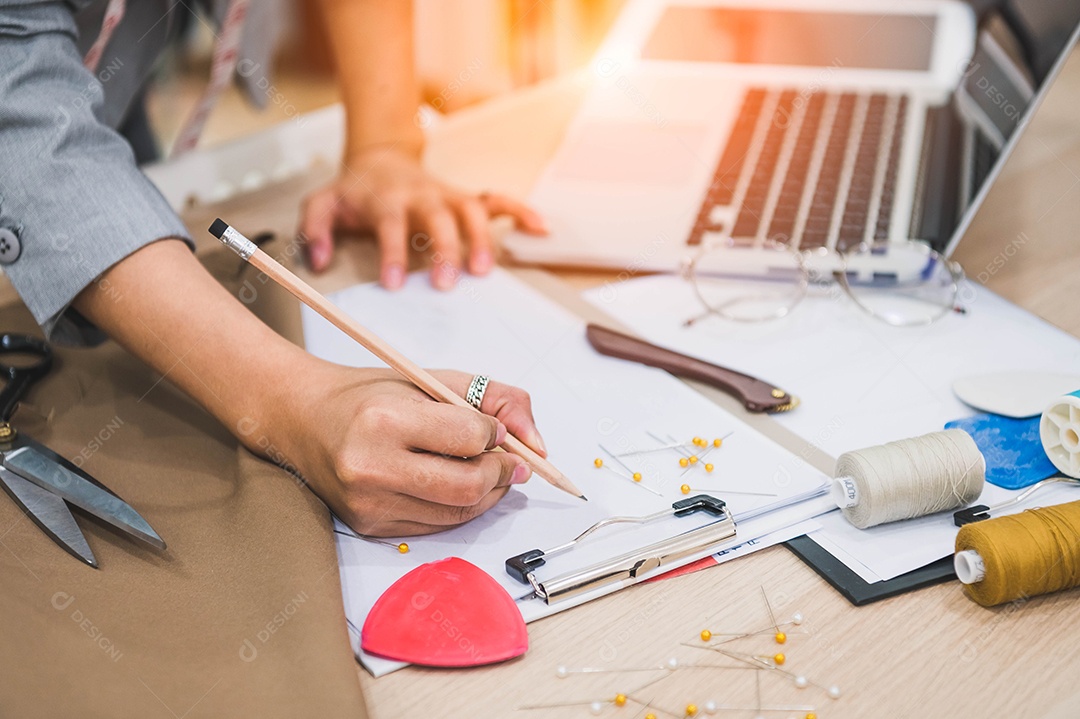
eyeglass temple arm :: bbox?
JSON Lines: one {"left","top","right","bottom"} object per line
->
{"left": 585, "top": 324, "right": 797, "bottom": 413}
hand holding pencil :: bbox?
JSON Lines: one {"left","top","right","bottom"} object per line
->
{"left": 210, "top": 219, "right": 585, "bottom": 534}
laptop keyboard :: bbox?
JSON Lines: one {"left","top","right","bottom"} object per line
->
{"left": 689, "top": 88, "right": 908, "bottom": 252}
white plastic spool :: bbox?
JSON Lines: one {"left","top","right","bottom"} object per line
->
{"left": 1040, "top": 390, "right": 1080, "bottom": 478}
{"left": 830, "top": 476, "right": 860, "bottom": 509}
{"left": 954, "top": 549, "right": 986, "bottom": 585}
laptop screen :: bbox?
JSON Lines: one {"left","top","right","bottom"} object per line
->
{"left": 945, "top": 1, "right": 1080, "bottom": 255}
{"left": 642, "top": 8, "right": 936, "bottom": 72}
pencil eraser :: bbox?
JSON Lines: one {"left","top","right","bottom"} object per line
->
{"left": 208, "top": 218, "right": 228, "bottom": 239}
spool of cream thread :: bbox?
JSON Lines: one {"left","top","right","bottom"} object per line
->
{"left": 954, "top": 500, "right": 1080, "bottom": 607}
{"left": 1040, "top": 389, "right": 1080, "bottom": 478}
{"left": 830, "top": 429, "right": 986, "bottom": 529}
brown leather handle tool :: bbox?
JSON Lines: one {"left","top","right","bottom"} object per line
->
{"left": 585, "top": 324, "right": 799, "bottom": 413}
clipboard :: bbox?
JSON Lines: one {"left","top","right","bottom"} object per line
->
{"left": 506, "top": 495, "right": 737, "bottom": 604}
{"left": 784, "top": 476, "right": 1080, "bottom": 605}
{"left": 784, "top": 536, "right": 956, "bottom": 606}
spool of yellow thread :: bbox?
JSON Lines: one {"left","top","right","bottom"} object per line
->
{"left": 954, "top": 500, "right": 1080, "bottom": 607}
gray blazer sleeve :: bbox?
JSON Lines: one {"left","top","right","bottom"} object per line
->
{"left": 0, "top": 1, "right": 193, "bottom": 345}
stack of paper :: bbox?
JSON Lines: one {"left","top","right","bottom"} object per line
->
{"left": 301, "top": 269, "right": 830, "bottom": 675}
{"left": 583, "top": 274, "right": 1080, "bottom": 583}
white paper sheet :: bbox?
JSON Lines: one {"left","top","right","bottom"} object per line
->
{"left": 812, "top": 476, "right": 1080, "bottom": 582}
{"left": 583, "top": 274, "right": 1080, "bottom": 581}
{"left": 712, "top": 518, "right": 821, "bottom": 564}
{"left": 300, "top": 269, "right": 830, "bottom": 676}
{"left": 804, "top": 524, "right": 883, "bottom": 584}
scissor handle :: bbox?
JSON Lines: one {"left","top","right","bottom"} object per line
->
{"left": 0, "top": 334, "right": 53, "bottom": 424}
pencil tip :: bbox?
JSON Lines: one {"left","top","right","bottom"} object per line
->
{"left": 579, "top": 494, "right": 589, "bottom": 501}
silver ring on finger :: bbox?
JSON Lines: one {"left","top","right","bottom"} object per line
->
{"left": 466, "top": 374, "right": 490, "bottom": 410}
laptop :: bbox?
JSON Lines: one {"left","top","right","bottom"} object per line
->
{"left": 503, "top": 0, "right": 1080, "bottom": 277}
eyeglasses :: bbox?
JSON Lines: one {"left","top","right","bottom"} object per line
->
{"left": 682, "top": 240, "right": 966, "bottom": 328}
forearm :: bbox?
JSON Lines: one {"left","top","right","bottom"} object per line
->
{"left": 314, "top": 0, "right": 423, "bottom": 160}
{"left": 72, "top": 240, "right": 315, "bottom": 453}
{"left": 71, "top": 241, "right": 545, "bottom": 535}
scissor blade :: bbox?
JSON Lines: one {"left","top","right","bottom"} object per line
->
{"left": 0, "top": 467, "right": 97, "bottom": 567}
{"left": 2, "top": 441, "right": 165, "bottom": 551}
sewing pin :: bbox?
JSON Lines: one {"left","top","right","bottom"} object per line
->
{"left": 760, "top": 587, "right": 783, "bottom": 643}
{"left": 698, "top": 618, "right": 803, "bottom": 645}
{"left": 680, "top": 433, "right": 732, "bottom": 474}
{"left": 692, "top": 643, "right": 840, "bottom": 698}
{"left": 671, "top": 432, "right": 733, "bottom": 472}
{"left": 614, "top": 440, "right": 698, "bottom": 457}
{"left": 528, "top": 608, "right": 836, "bottom": 717}
{"left": 680, "top": 485, "right": 778, "bottom": 497}
{"left": 693, "top": 705, "right": 817, "bottom": 715}
{"left": 333, "top": 528, "right": 409, "bottom": 554}
{"left": 555, "top": 663, "right": 678, "bottom": 678}
{"left": 649, "top": 431, "right": 695, "bottom": 459}
{"left": 517, "top": 698, "right": 611, "bottom": 711}
{"left": 597, "top": 444, "right": 663, "bottom": 496}
{"left": 756, "top": 667, "right": 762, "bottom": 713}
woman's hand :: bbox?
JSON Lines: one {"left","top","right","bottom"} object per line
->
{"left": 73, "top": 242, "right": 544, "bottom": 538}
{"left": 272, "top": 364, "right": 547, "bottom": 537}
{"left": 298, "top": 147, "right": 547, "bottom": 290}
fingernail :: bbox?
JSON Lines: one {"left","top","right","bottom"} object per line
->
{"left": 527, "top": 213, "right": 549, "bottom": 234}
{"left": 511, "top": 462, "right": 532, "bottom": 485}
{"left": 382, "top": 264, "right": 405, "bottom": 290}
{"left": 433, "top": 263, "right": 457, "bottom": 290}
{"left": 312, "top": 246, "right": 330, "bottom": 270}
{"left": 535, "top": 432, "right": 548, "bottom": 456}
{"left": 494, "top": 422, "right": 507, "bottom": 447}
{"left": 471, "top": 250, "right": 494, "bottom": 275}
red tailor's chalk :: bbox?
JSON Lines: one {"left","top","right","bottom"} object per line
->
{"left": 361, "top": 557, "right": 528, "bottom": 667}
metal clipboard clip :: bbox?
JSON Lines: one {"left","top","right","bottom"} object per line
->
{"left": 505, "top": 495, "right": 736, "bottom": 605}
{"left": 953, "top": 476, "right": 1080, "bottom": 526}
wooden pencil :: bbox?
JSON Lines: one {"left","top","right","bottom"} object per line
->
{"left": 209, "top": 219, "right": 587, "bottom": 501}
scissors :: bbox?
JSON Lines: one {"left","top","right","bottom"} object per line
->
{"left": 0, "top": 333, "right": 165, "bottom": 567}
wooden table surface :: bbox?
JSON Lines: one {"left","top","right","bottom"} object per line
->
{"left": 6, "top": 46, "right": 1077, "bottom": 719}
